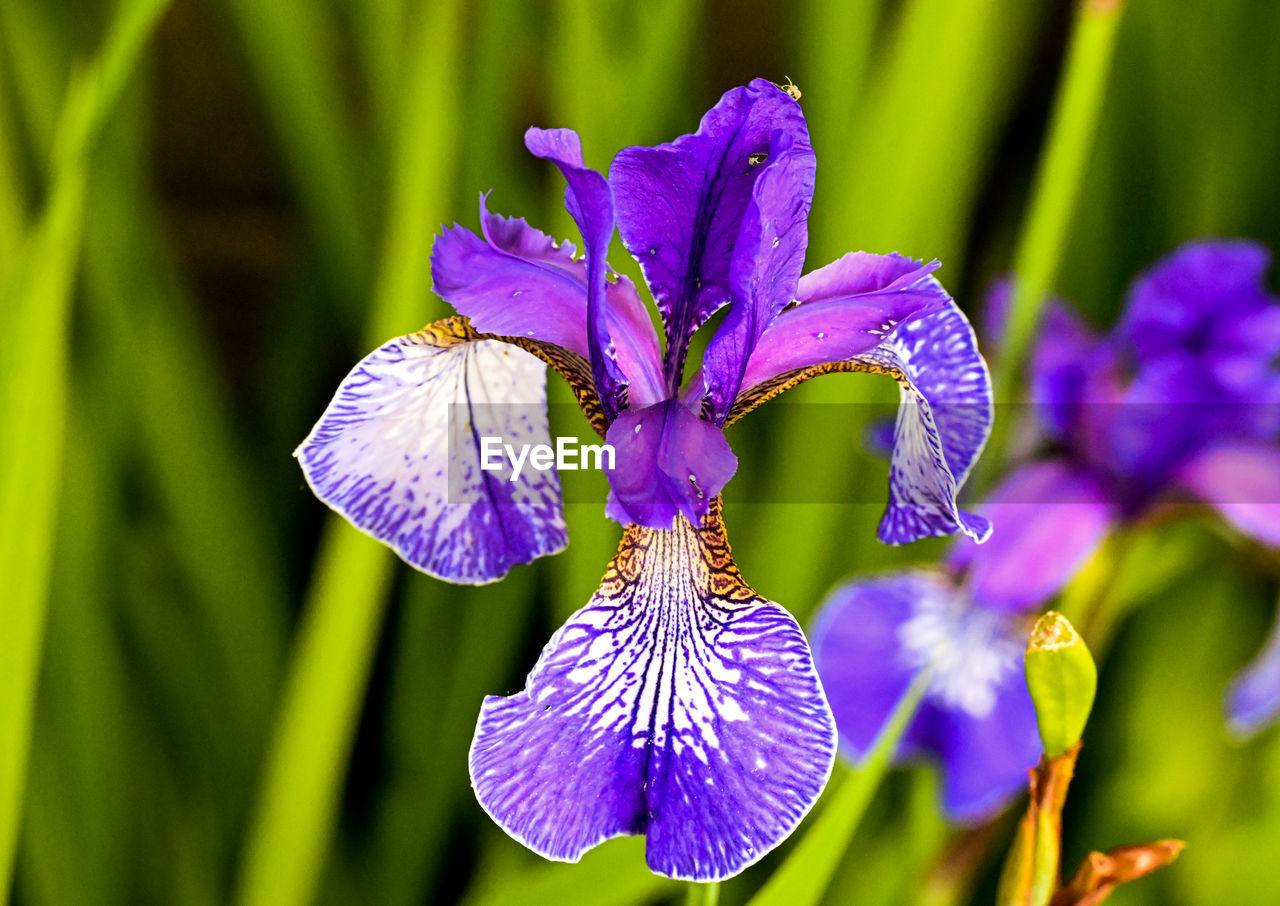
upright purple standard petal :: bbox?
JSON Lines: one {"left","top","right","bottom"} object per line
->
{"left": 525, "top": 128, "right": 629, "bottom": 419}
{"left": 1227, "top": 607, "right": 1280, "bottom": 738}
{"left": 609, "top": 79, "right": 812, "bottom": 387}
{"left": 295, "top": 325, "right": 566, "bottom": 583}
{"left": 699, "top": 127, "right": 815, "bottom": 421}
{"left": 1118, "top": 239, "right": 1280, "bottom": 380}
{"left": 603, "top": 399, "right": 738, "bottom": 530}
{"left": 810, "top": 570, "right": 1039, "bottom": 823}
{"left": 470, "top": 507, "right": 836, "bottom": 881}
{"left": 947, "top": 461, "right": 1115, "bottom": 612}
{"left": 1028, "top": 302, "right": 1099, "bottom": 442}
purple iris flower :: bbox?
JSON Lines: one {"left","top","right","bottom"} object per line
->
{"left": 812, "top": 239, "right": 1280, "bottom": 822}
{"left": 811, "top": 461, "right": 1111, "bottom": 822}
{"left": 1019, "top": 240, "right": 1280, "bottom": 737}
{"left": 294, "top": 80, "right": 994, "bottom": 880}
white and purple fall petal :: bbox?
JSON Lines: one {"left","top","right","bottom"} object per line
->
{"left": 470, "top": 503, "right": 836, "bottom": 881}
{"left": 295, "top": 325, "right": 567, "bottom": 585}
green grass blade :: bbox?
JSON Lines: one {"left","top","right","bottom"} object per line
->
{"left": 0, "top": 167, "right": 83, "bottom": 902}
{"left": 748, "top": 670, "right": 931, "bottom": 906}
{"left": 235, "top": 3, "right": 465, "bottom": 904}
{"left": 0, "top": 0, "right": 171, "bottom": 895}
{"left": 992, "top": 0, "right": 1129, "bottom": 408}
{"left": 461, "top": 837, "right": 675, "bottom": 906}
{"left": 234, "top": 525, "right": 395, "bottom": 906}
{"left": 220, "top": 0, "right": 372, "bottom": 303}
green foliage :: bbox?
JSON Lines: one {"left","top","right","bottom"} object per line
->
{"left": 1026, "top": 612, "right": 1098, "bottom": 759}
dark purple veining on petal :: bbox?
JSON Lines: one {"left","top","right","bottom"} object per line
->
{"left": 295, "top": 330, "right": 566, "bottom": 584}
{"left": 470, "top": 511, "right": 836, "bottom": 881}
{"left": 698, "top": 127, "right": 815, "bottom": 421}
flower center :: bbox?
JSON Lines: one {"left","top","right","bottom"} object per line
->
{"left": 897, "top": 593, "right": 1023, "bottom": 719}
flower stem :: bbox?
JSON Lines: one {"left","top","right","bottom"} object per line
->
{"left": 983, "top": 0, "right": 1128, "bottom": 477}
{"left": 748, "top": 670, "right": 932, "bottom": 906}
{"left": 686, "top": 880, "right": 721, "bottom": 906}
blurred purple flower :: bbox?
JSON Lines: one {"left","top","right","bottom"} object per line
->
{"left": 811, "top": 462, "right": 1112, "bottom": 822}
{"left": 813, "top": 239, "right": 1280, "bottom": 821}
{"left": 294, "top": 80, "right": 994, "bottom": 879}
{"left": 1018, "top": 241, "right": 1280, "bottom": 737}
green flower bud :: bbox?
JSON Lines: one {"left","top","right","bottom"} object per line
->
{"left": 1025, "top": 611, "right": 1097, "bottom": 758}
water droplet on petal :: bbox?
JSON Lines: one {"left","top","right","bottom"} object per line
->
{"left": 634, "top": 423, "right": 643, "bottom": 434}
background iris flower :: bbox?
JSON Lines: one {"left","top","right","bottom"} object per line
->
{"left": 295, "top": 79, "right": 993, "bottom": 879}
{"left": 812, "top": 238, "right": 1280, "bottom": 824}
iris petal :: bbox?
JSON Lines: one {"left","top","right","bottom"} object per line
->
{"left": 1178, "top": 443, "right": 1280, "bottom": 548}
{"left": 431, "top": 195, "right": 592, "bottom": 358}
{"left": 736, "top": 252, "right": 949, "bottom": 391}
{"left": 1227, "top": 605, "right": 1280, "bottom": 738}
{"left": 809, "top": 572, "right": 944, "bottom": 762}
{"left": 810, "top": 570, "right": 1038, "bottom": 823}
{"left": 295, "top": 321, "right": 566, "bottom": 583}
{"left": 699, "top": 127, "right": 816, "bottom": 420}
{"left": 928, "top": 671, "right": 1040, "bottom": 824}
{"left": 469, "top": 506, "right": 836, "bottom": 881}
{"left": 1118, "top": 239, "right": 1277, "bottom": 373}
{"left": 866, "top": 302, "right": 993, "bottom": 543}
{"left": 603, "top": 400, "right": 738, "bottom": 530}
{"left": 727, "top": 260, "right": 990, "bottom": 544}
{"left": 525, "top": 127, "right": 630, "bottom": 420}
{"left": 609, "top": 79, "right": 812, "bottom": 387}
{"left": 947, "top": 461, "right": 1115, "bottom": 612}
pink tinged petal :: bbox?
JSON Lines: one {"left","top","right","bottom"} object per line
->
{"left": 865, "top": 301, "right": 994, "bottom": 544}
{"left": 947, "top": 461, "right": 1115, "bottom": 612}
{"left": 738, "top": 253, "right": 948, "bottom": 390}
{"left": 1227, "top": 606, "right": 1280, "bottom": 737}
{"left": 525, "top": 127, "right": 630, "bottom": 419}
{"left": 700, "top": 128, "right": 815, "bottom": 421}
{"left": 603, "top": 400, "right": 738, "bottom": 530}
{"left": 295, "top": 332, "right": 566, "bottom": 584}
{"left": 1177, "top": 443, "right": 1280, "bottom": 547}
{"left": 609, "top": 79, "right": 811, "bottom": 386}
{"left": 430, "top": 195, "right": 591, "bottom": 358}
{"left": 469, "top": 513, "right": 837, "bottom": 881}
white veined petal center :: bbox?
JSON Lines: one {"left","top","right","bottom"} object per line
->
{"left": 897, "top": 590, "right": 1022, "bottom": 719}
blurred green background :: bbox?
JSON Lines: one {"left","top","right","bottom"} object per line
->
{"left": 2, "top": 0, "right": 1279, "bottom": 904}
